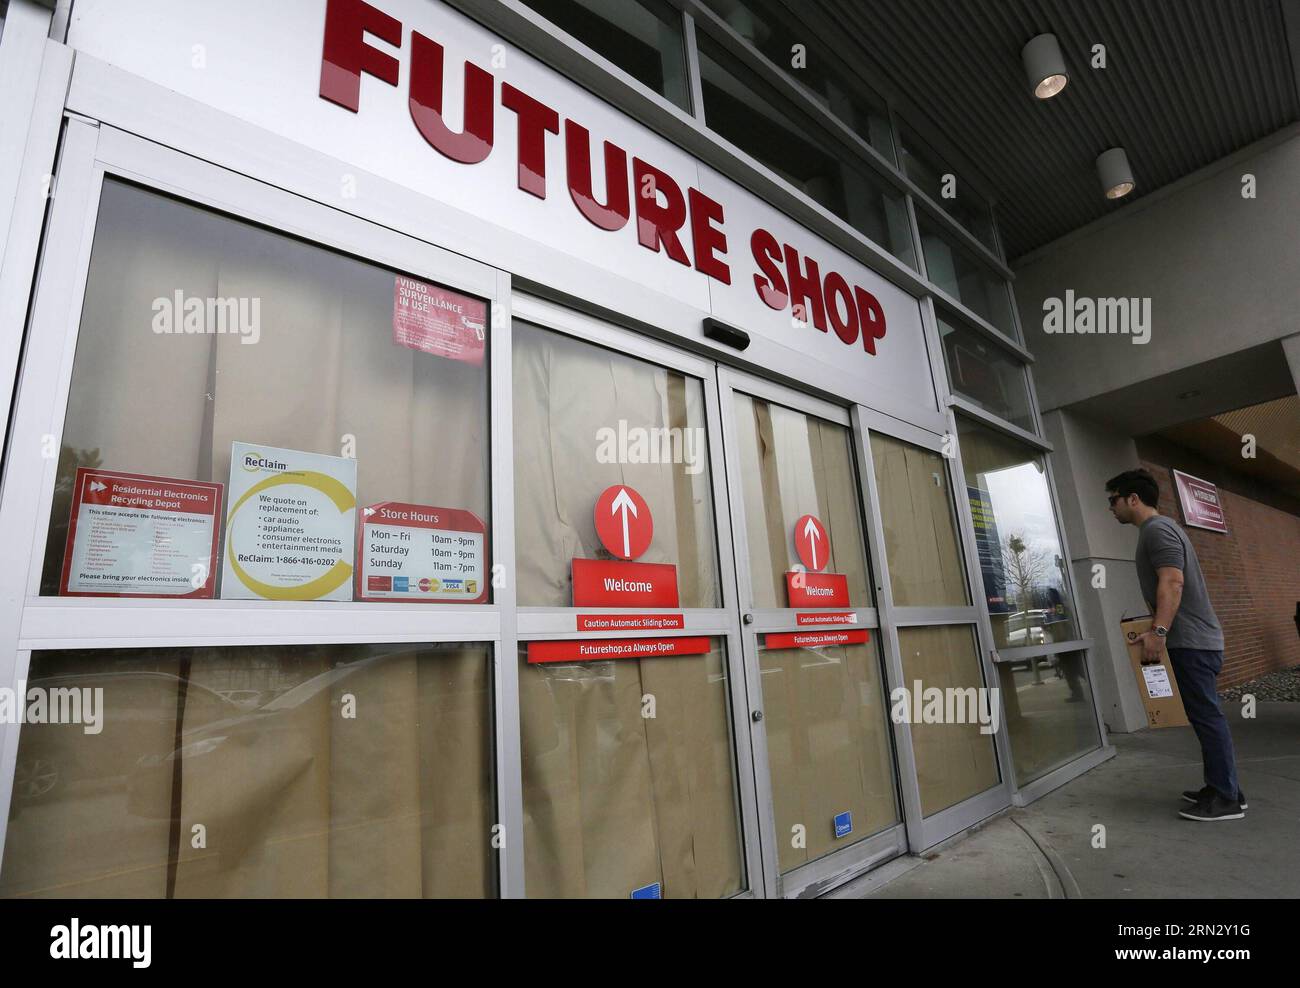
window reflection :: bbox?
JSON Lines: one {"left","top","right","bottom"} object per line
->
{"left": 699, "top": 0, "right": 896, "bottom": 161}
{"left": 518, "top": 0, "right": 691, "bottom": 111}
{"left": 897, "top": 125, "right": 996, "bottom": 251}
{"left": 920, "top": 216, "right": 1014, "bottom": 335}
{"left": 997, "top": 651, "right": 1100, "bottom": 785}
{"left": 958, "top": 419, "right": 1077, "bottom": 649}
{"left": 697, "top": 33, "right": 916, "bottom": 268}
{"left": 939, "top": 315, "right": 1034, "bottom": 433}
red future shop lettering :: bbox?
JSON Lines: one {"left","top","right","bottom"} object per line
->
{"left": 633, "top": 158, "right": 690, "bottom": 266}
{"left": 408, "top": 32, "right": 494, "bottom": 164}
{"left": 502, "top": 82, "right": 559, "bottom": 198}
{"left": 318, "top": 0, "right": 887, "bottom": 353}
{"left": 751, "top": 230, "right": 887, "bottom": 354}
{"left": 565, "top": 120, "right": 630, "bottom": 230}
{"left": 319, "top": 0, "right": 401, "bottom": 112}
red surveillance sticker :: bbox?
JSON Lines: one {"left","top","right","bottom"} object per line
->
{"left": 393, "top": 275, "right": 487, "bottom": 366}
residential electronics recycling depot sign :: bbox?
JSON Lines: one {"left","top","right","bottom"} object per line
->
{"left": 392, "top": 275, "right": 486, "bottom": 366}
{"left": 60, "top": 468, "right": 222, "bottom": 598}
{"left": 221, "top": 442, "right": 357, "bottom": 601}
{"left": 1172, "top": 469, "right": 1229, "bottom": 533}
{"left": 358, "top": 501, "right": 487, "bottom": 603}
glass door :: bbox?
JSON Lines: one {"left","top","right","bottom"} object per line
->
{"left": 507, "top": 296, "right": 763, "bottom": 899}
{"left": 718, "top": 369, "right": 906, "bottom": 898}
{"left": 857, "top": 414, "right": 1013, "bottom": 850}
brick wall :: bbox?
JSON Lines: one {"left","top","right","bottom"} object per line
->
{"left": 1141, "top": 460, "right": 1300, "bottom": 689}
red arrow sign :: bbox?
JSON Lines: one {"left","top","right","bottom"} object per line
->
{"left": 794, "top": 514, "right": 828, "bottom": 572}
{"left": 594, "top": 485, "right": 653, "bottom": 560}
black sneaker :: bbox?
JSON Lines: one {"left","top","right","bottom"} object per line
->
{"left": 1178, "top": 794, "right": 1245, "bottom": 822}
{"left": 1181, "top": 785, "right": 1247, "bottom": 810}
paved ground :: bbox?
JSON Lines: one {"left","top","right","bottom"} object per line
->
{"left": 833, "top": 701, "right": 1300, "bottom": 898}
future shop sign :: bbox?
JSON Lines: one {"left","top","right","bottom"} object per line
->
{"left": 319, "top": 0, "right": 889, "bottom": 357}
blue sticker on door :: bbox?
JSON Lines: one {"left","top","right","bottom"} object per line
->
{"left": 834, "top": 811, "right": 853, "bottom": 839}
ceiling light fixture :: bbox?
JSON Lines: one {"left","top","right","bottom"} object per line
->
{"left": 1022, "top": 33, "right": 1069, "bottom": 99}
{"left": 1096, "top": 147, "right": 1136, "bottom": 199}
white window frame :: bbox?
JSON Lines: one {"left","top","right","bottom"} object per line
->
{"left": 0, "top": 118, "right": 524, "bottom": 895}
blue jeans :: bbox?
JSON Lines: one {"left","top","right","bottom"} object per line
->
{"left": 1167, "top": 647, "right": 1240, "bottom": 802}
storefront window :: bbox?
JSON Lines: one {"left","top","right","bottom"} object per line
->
{"left": 518, "top": 0, "right": 691, "bottom": 112}
{"left": 869, "top": 433, "right": 968, "bottom": 607}
{"left": 518, "top": 639, "right": 744, "bottom": 897}
{"left": 897, "top": 625, "right": 999, "bottom": 816}
{"left": 732, "top": 393, "right": 871, "bottom": 609}
{"left": 939, "top": 315, "right": 1035, "bottom": 433}
{"left": 958, "top": 418, "right": 1078, "bottom": 649}
{"left": 700, "top": 0, "right": 895, "bottom": 162}
{"left": 512, "top": 322, "right": 721, "bottom": 608}
{"left": 41, "top": 179, "right": 490, "bottom": 605}
{"left": 1, "top": 642, "right": 496, "bottom": 898}
{"left": 997, "top": 651, "right": 1100, "bottom": 786}
{"left": 697, "top": 33, "right": 916, "bottom": 269}
{"left": 896, "top": 125, "right": 997, "bottom": 251}
{"left": 759, "top": 639, "right": 898, "bottom": 871}
{"left": 919, "top": 215, "right": 1015, "bottom": 336}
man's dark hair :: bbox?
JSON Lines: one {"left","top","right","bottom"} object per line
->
{"left": 1105, "top": 468, "right": 1160, "bottom": 508}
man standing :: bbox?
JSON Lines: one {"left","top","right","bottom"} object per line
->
{"left": 1106, "top": 468, "right": 1245, "bottom": 821}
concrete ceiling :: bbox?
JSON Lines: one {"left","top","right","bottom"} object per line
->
{"left": 813, "top": 0, "right": 1300, "bottom": 260}
{"left": 1067, "top": 340, "right": 1297, "bottom": 436}
{"left": 1155, "top": 398, "right": 1300, "bottom": 504}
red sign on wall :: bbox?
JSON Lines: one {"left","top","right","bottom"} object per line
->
{"left": 577, "top": 613, "right": 685, "bottom": 632}
{"left": 795, "top": 611, "right": 857, "bottom": 627}
{"left": 785, "top": 571, "right": 850, "bottom": 607}
{"left": 356, "top": 501, "right": 488, "bottom": 603}
{"left": 1172, "top": 469, "right": 1228, "bottom": 533}
{"left": 594, "top": 484, "right": 654, "bottom": 560}
{"left": 765, "top": 630, "right": 869, "bottom": 649}
{"left": 528, "top": 636, "right": 710, "bottom": 663}
{"left": 572, "top": 558, "right": 679, "bottom": 607}
{"left": 793, "top": 514, "right": 829, "bottom": 571}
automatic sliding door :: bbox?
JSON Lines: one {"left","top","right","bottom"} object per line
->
{"left": 721, "top": 373, "right": 904, "bottom": 897}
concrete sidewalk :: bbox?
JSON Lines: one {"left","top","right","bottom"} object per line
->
{"left": 833, "top": 701, "right": 1300, "bottom": 898}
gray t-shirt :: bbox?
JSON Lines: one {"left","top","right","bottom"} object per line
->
{"left": 1135, "top": 515, "right": 1224, "bottom": 650}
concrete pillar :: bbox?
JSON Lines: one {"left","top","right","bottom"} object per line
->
{"left": 1042, "top": 409, "right": 1150, "bottom": 733}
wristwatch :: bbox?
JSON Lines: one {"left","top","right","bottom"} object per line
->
{"left": 1153, "top": 625, "right": 1169, "bottom": 638}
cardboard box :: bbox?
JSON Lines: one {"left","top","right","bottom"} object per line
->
{"left": 1121, "top": 616, "right": 1190, "bottom": 729}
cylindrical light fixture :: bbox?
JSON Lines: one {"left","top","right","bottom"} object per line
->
{"left": 1096, "top": 147, "right": 1135, "bottom": 199}
{"left": 1022, "top": 33, "right": 1068, "bottom": 99}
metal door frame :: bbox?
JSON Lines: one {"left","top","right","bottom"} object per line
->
{"left": 716, "top": 365, "right": 909, "bottom": 898}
